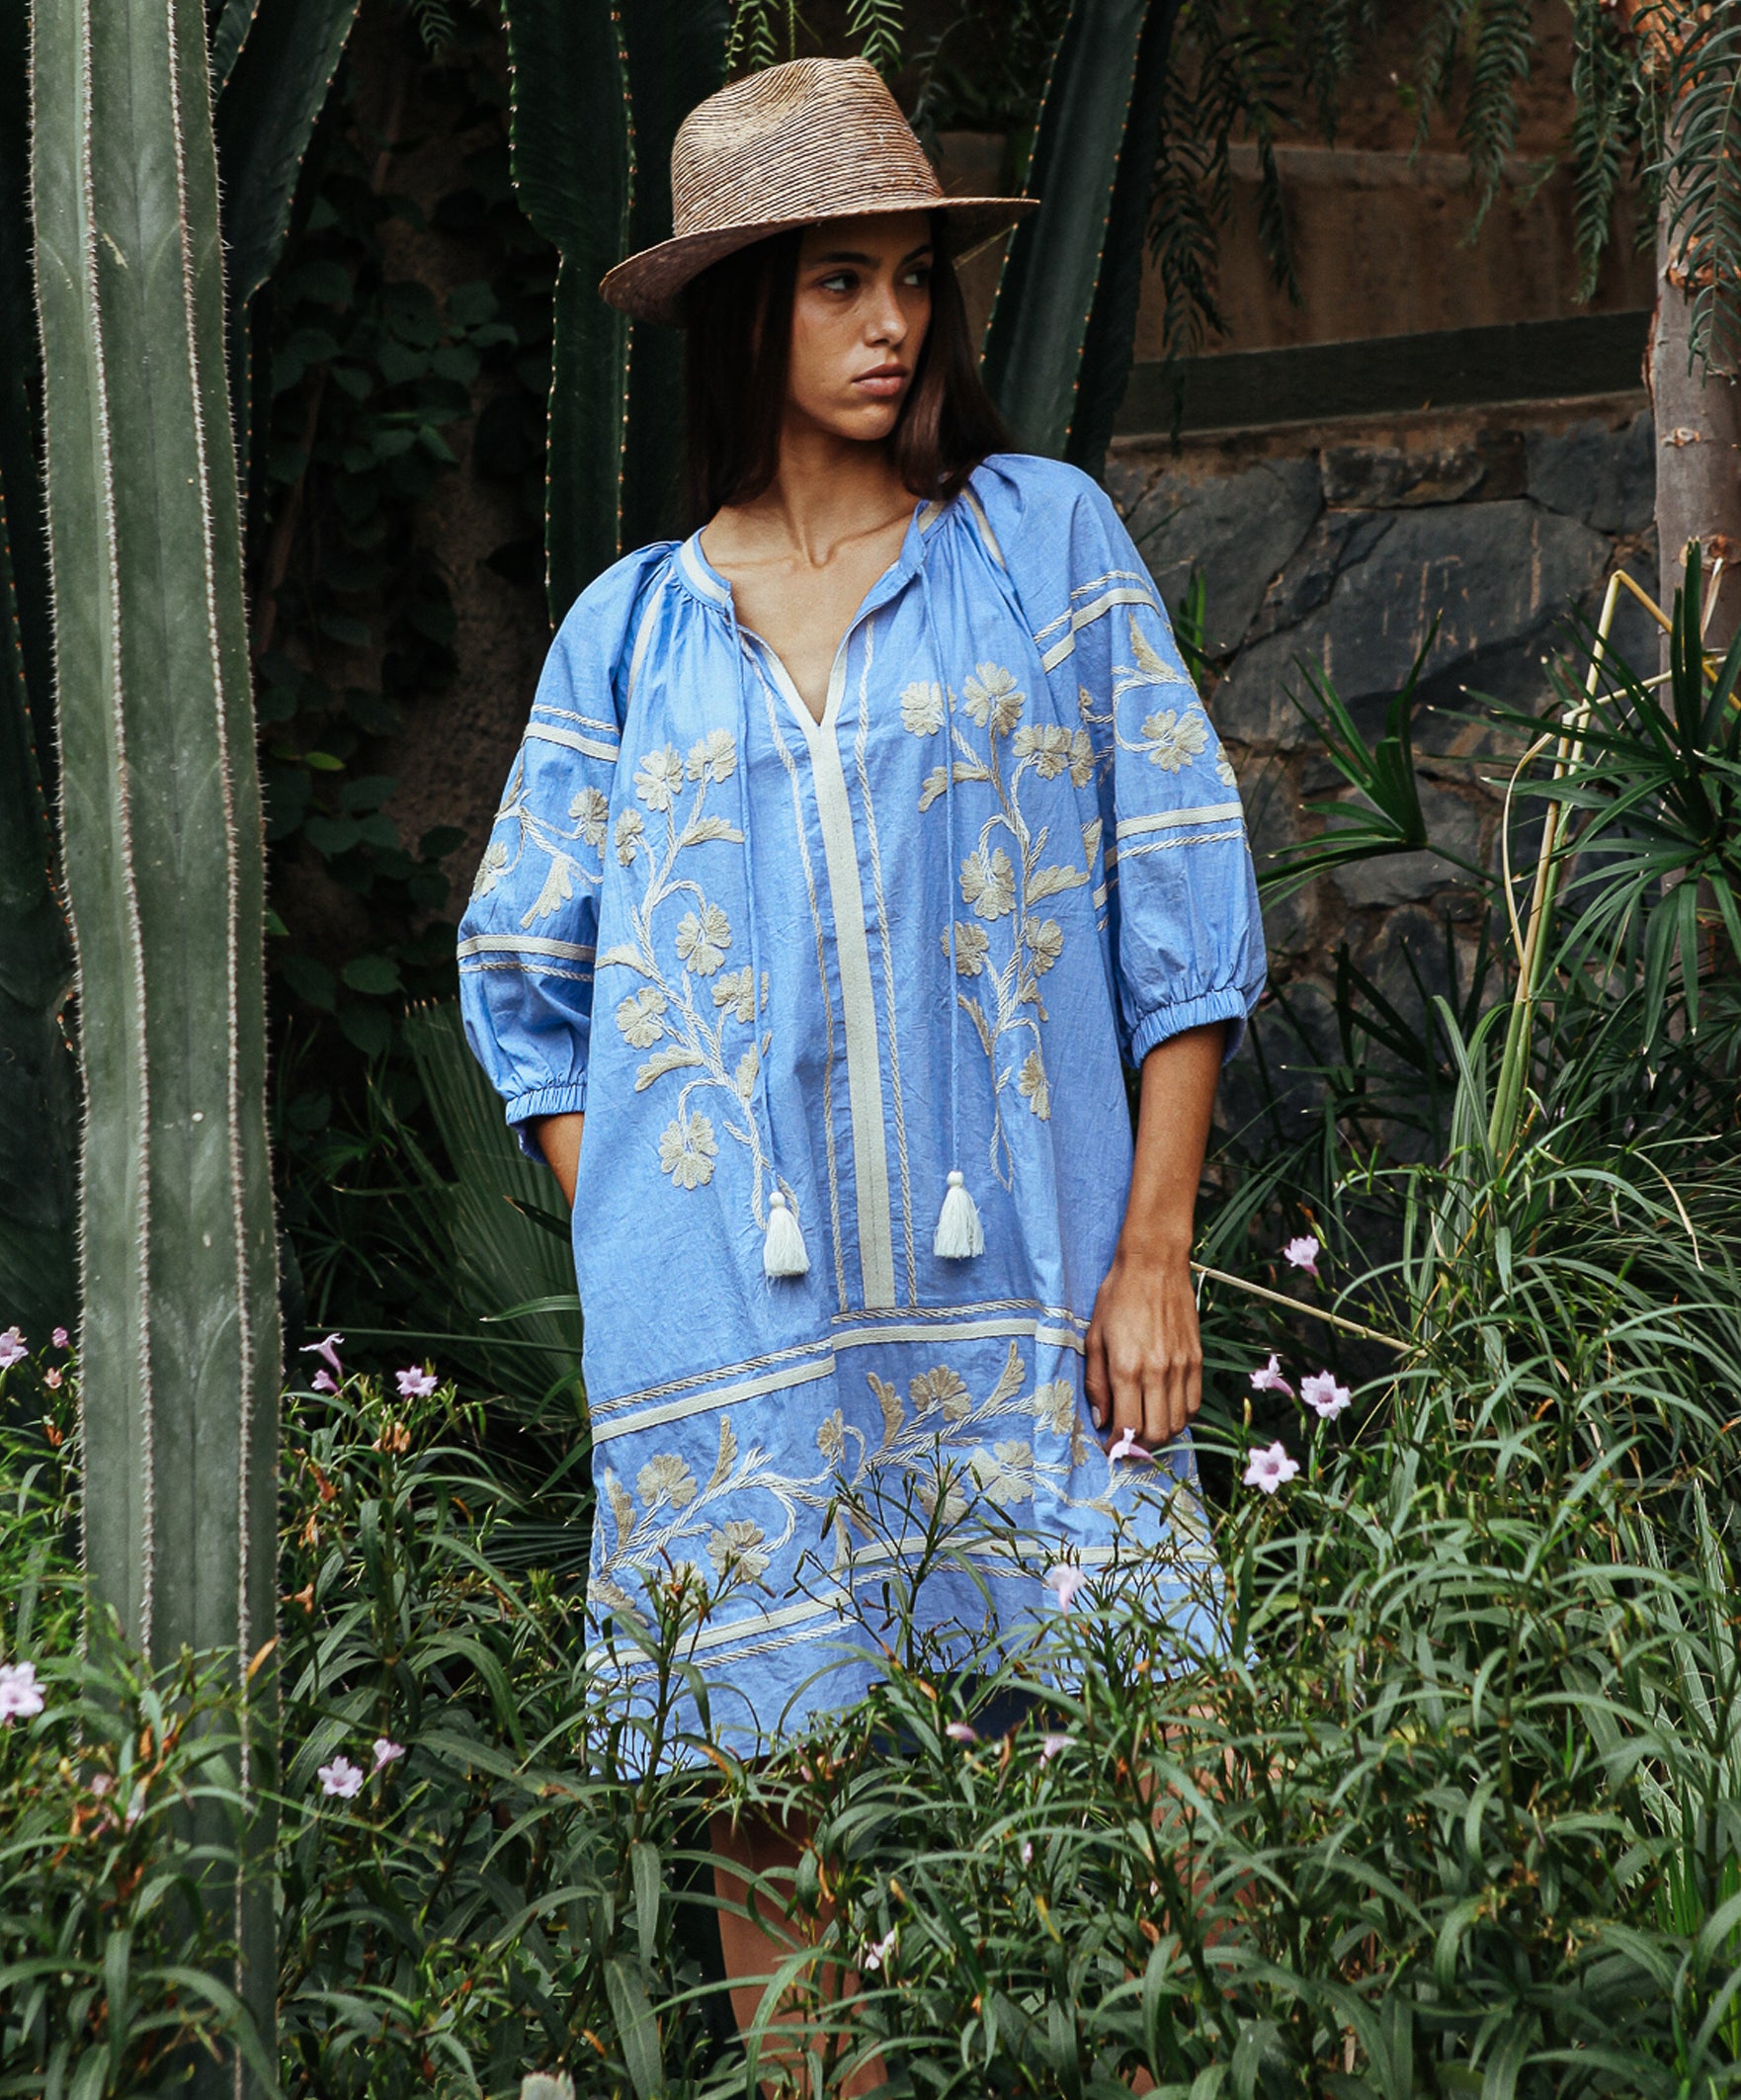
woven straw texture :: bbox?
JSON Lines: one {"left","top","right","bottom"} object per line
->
{"left": 601, "top": 58, "right": 1036, "bottom": 326}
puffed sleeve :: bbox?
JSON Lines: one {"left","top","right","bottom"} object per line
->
{"left": 991, "top": 457, "right": 1266, "bottom": 1062}
{"left": 457, "top": 546, "right": 668, "bottom": 1154}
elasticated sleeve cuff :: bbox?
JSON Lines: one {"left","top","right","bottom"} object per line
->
{"left": 1128, "top": 987, "right": 1257, "bottom": 1068}
{"left": 507, "top": 1081, "right": 589, "bottom": 1161}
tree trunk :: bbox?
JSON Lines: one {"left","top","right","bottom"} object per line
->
{"left": 1649, "top": 129, "right": 1741, "bottom": 655}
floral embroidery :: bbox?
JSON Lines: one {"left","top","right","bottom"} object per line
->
{"left": 900, "top": 680, "right": 946, "bottom": 735}
{"left": 586, "top": 1336, "right": 1208, "bottom": 1628}
{"left": 637, "top": 1453, "right": 698, "bottom": 1509}
{"left": 904, "top": 660, "right": 1090, "bottom": 1182}
{"left": 472, "top": 751, "right": 607, "bottom": 926}
{"left": 596, "top": 726, "right": 800, "bottom": 1233}
{"left": 658, "top": 1111, "right": 718, "bottom": 1189}
{"left": 1137, "top": 707, "right": 1210, "bottom": 774}
{"left": 1078, "top": 612, "right": 1229, "bottom": 784}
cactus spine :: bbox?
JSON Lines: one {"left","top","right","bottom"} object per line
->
{"left": 31, "top": 0, "right": 279, "bottom": 2077}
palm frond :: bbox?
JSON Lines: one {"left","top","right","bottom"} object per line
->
{"left": 1656, "top": 0, "right": 1741, "bottom": 374}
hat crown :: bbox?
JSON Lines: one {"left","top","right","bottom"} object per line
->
{"left": 670, "top": 58, "right": 942, "bottom": 240}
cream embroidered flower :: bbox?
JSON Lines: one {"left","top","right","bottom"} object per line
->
{"left": 900, "top": 681, "right": 946, "bottom": 735}
{"left": 707, "top": 1519, "right": 770, "bottom": 1583}
{"left": 636, "top": 1453, "right": 698, "bottom": 1509}
{"left": 471, "top": 839, "right": 509, "bottom": 898}
{"left": 962, "top": 663, "right": 1024, "bottom": 736}
{"left": 1025, "top": 918, "right": 1063, "bottom": 974}
{"left": 712, "top": 966, "right": 756, "bottom": 1023}
{"left": 969, "top": 1439, "right": 1035, "bottom": 1507}
{"left": 568, "top": 785, "right": 610, "bottom": 846}
{"left": 1033, "top": 1380, "right": 1076, "bottom": 1436}
{"left": 960, "top": 845, "right": 1016, "bottom": 920}
{"left": 1215, "top": 747, "right": 1237, "bottom": 788}
{"left": 1018, "top": 1047, "right": 1051, "bottom": 1119}
{"left": 675, "top": 901, "right": 731, "bottom": 974}
{"left": 686, "top": 727, "right": 737, "bottom": 783}
{"left": 942, "top": 921, "right": 990, "bottom": 976}
{"left": 816, "top": 1409, "right": 846, "bottom": 1462}
{"left": 634, "top": 745, "right": 685, "bottom": 810}
{"left": 616, "top": 985, "right": 668, "bottom": 1049}
{"left": 1139, "top": 708, "right": 1210, "bottom": 774}
{"left": 614, "top": 808, "right": 645, "bottom": 865}
{"left": 657, "top": 1111, "right": 717, "bottom": 1189}
{"left": 1013, "top": 722, "right": 1073, "bottom": 778}
{"left": 916, "top": 1471, "right": 968, "bottom": 1526}
{"left": 1069, "top": 727, "right": 1096, "bottom": 787}
{"left": 733, "top": 1045, "right": 759, "bottom": 1100}
{"left": 910, "top": 1366, "right": 971, "bottom": 1424}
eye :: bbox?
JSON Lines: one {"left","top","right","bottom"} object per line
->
{"left": 816, "top": 270, "right": 858, "bottom": 294}
{"left": 902, "top": 263, "right": 933, "bottom": 290}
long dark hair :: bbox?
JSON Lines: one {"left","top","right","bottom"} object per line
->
{"left": 681, "top": 213, "right": 1008, "bottom": 531}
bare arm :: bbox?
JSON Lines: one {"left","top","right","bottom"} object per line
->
{"left": 1084, "top": 1021, "right": 1225, "bottom": 1448}
{"left": 534, "top": 1112, "right": 584, "bottom": 1208}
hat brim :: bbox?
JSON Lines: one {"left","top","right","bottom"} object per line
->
{"left": 599, "top": 194, "right": 1038, "bottom": 327}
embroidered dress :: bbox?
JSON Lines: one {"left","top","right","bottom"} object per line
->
{"left": 458, "top": 454, "right": 1266, "bottom": 1760}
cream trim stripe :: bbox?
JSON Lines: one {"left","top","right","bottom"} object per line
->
{"left": 533, "top": 703, "right": 620, "bottom": 741}
{"left": 456, "top": 932, "right": 597, "bottom": 964}
{"left": 678, "top": 535, "right": 729, "bottom": 605}
{"left": 1120, "top": 827, "right": 1246, "bottom": 859}
{"left": 1115, "top": 800, "right": 1244, "bottom": 841}
{"left": 625, "top": 571, "right": 673, "bottom": 703}
{"left": 959, "top": 487, "right": 1004, "bottom": 567}
{"left": 1038, "top": 587, "right": 1163, "bottom": 672}
{"left": 526, "top": 722, "right": 619, "bottom": 763}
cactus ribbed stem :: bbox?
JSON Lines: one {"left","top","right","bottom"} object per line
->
{"left": 31, "top": 0, "right": 279, "bottom": 2082}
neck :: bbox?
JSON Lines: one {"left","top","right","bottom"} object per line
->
{"left": 736, "top": 420, "right": 911, "bottom": 566}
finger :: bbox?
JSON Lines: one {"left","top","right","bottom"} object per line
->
{"left": 1182, "top": 1350, "right": 1202, "bottom": 1428}
{"left": 1084, "top": 1321, "right": 1111, "bottom": 1430}
{"left": 1111, "top": 1353, "right": 1145, "bottom": 1444}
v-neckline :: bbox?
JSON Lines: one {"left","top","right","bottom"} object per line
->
{"left": 681, "top": 505, "right": 941, "bottom": 743}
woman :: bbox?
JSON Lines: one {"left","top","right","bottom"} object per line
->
{"left": 458, "top": 49, "right": 1264, "bottom": 2039}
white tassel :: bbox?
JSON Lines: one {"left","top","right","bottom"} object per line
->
{"left": 763, "top": 1187, "right": 809, "bottom": 1277}
{"left": 933, "top": 1169, "right": 984, "bottom": 1259}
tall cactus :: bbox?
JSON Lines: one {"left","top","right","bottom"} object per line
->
{"left": 31, "top": 0, "right": 279, "bottom": 2079}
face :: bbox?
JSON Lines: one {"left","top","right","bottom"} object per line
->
{"left": 784, "top": 212, "right": 933, "bottom": 444}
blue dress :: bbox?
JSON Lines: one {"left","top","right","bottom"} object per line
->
{"left": 458, "top": 454, "right": 1266, "bottom": 1760}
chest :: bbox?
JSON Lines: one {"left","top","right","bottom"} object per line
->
{"left": 708, "top": 520, "right": 912, "bottom": 724}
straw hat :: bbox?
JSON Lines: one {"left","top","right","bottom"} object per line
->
{"left": 600, "top": 57, "right": 1037, "bottom": 327}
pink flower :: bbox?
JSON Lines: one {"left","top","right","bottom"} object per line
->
{"left": 299, "top": 1333, "right": 344, "bottom": 1382}
{"left": 1300, "top": 1371, "right": 1351, "bottom": 1421}
{"left": 0, "top": 1329, "right": 26, "bottom": 1371}
{"left": 1243, "top": 1441, "right": 1299, "bottom": 1495}
{"left": 1283, "top": 1235, "right": 1321, "bottom": 1279}
{"left": 0, "top": 1661, "right": 44, "bottom": 1721}
{"left": 372, "top": 1736, "right": 406, "bottom": 1773}
{"left": 1043, "top": 1562, "right": 1088, "bottom": 1613}
{"left": 862, "top": 1927, "right": 897, "bottom": 1973}
{"left": 944, "top": 1721, "right": 978, "bottom": 1744}
{"left": 1107, "top": 1426, "right": 1154, "bottom": 1468}
{"left": 1250, "top": 1354, "right": 1294, "bottom": 1399}
{"left": 1020, "top": 1839, "right": 1034, "bottom": 1864}
{"left": 51, "top": 1328, "right": 69, "bottom": 1351}
{"left": 1039, "top": 1732, "right": 1075, "bottom": 1765}
{"left": 311, "top": 1368, "right": 339, "bottom": 1395}
{"left": 396, "top": 1366, "right": 437, "bottom": 1400}
{"left": 42, "top": 1368, "right": 61, "bottom": 1390}
{"left": 317, "top": 1755, "right": 365, "bottom": 1799}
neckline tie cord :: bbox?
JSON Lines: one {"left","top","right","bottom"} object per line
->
{"left": 720, "top": 511, "right": 983, "bottom": 1281}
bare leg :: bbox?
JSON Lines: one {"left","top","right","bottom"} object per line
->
{"left": 710, "top": 1807, "right": 886, "bottom": 2096}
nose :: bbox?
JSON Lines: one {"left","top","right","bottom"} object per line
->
{"left": 865, "top": 270, "right": 908, "bottom": 348}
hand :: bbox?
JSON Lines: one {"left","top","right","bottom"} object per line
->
{"left": 1084, "top": 1240, "right": 1202, "bottom": 1448}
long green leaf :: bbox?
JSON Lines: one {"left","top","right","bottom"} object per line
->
{"left": 504, "top": 0, "right": 633, "bottom": 622}
{"left": 210, "top": 0, "right": 361, "bottom": 492}
{"left": 981, "top": 0, "right": 1171, "bottom": 462}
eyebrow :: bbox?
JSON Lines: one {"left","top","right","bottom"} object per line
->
{"left": 808, "top": 243, "right": 934, "bottom": 267}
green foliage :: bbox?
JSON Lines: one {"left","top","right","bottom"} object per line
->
{"left": 1654, "top": 0, "right": 1741, "bottom": 375}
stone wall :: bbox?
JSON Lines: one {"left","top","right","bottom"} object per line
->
{"left": 1103, "top": 393, "right": 1658, "bottom": 1092}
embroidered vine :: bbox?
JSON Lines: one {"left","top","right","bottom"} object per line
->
{"left": 590, "top": 728, "right": 788, "bottom": 1221}
{"left": 903, "top": 662, "right": 1095, "bottom": 1187}
{"left": 469, "top": 751, "right": 611, "bottom": 925}
{"left": 1077, "top": 612, "right": 1237, "bottom": 789}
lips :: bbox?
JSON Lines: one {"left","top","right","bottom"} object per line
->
{"left": 853, "top": 365, "right": 908, "bottom": 397}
